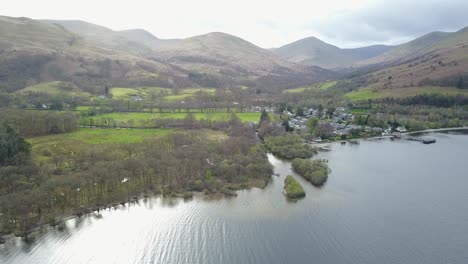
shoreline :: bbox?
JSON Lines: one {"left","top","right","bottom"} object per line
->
{"left": 0, "top": 179, "right": 270, "bottom": 244}
{"left": 311, "top": 126, "right": 468, "bottom": 148}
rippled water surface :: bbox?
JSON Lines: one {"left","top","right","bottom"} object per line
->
{"left": 2, "top": 131, "right": 468, "bottom": 264}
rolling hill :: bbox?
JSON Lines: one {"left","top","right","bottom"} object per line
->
{"left": 0, "top": 16, "right": 333, "bottom": 93}
{"left": 151, "top": 32, "right": 335, "bottom": 89}
{"left": 350, "top": 27, "right": 468, "bottom": 98}
{"left": 272, "top": 36, "right": 392, "bottom": 69}
{"left": 0, "top": 16, "right": 192, "bottom": 93}
{"left": 356, "top": 31, "right": 451, "bottom": 67}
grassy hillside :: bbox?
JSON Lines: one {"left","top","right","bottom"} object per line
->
{"left": 273, "top": 36, "right": 391, "bottom": 69}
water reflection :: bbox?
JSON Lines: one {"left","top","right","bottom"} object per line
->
{"left": 1, "top": 131, "right": 468, "bottom": 264}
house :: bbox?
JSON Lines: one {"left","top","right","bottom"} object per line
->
{"left": 396, "top": 126, "right": 407, "bottom": 133}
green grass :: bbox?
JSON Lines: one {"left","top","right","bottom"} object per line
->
{"left": 17, "top": 81, "right": 91, "bottom": 97}
{"left": 111, "top": 88, "right": 140, "bottom": 99}
{"left": 319, "top": 81, "right": 337, "bottom": 90}
{"left": 76, "top": 106, "right": 91, "bottom": 111}
{"left": 351, "top": 108, "right": 370, "bottom": 114}
{"left": 91, "top": 112, "right": 267, "bottom": 124}
{"left": 29, "top": 128, "right": 174, "bottom": 145}
{"left": 345, "top": 89, "right": 381, "bottom": 101}
{"left": 346, "top": 86, "right": 468, "bottom": 101}
{"left": 162, "top": 88, "right": 216, "bottom": 102}
{"left": 284, "top": 175, "right": 305, "bottom": 199}
{"left": 283, "top": 81, "right": 337, "bottom": 94}
{"left": 109, "top": 87, "right": 216, "bottom": 101}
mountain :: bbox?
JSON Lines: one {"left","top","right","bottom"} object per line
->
{"left": 118, "top": 29, "right": 180, "bottom": 49}
{"left": 359, "top": 27, "right": 468, "bottom": 91}
{"left": 43, "top": 20, "right": 164, "bottom": 54}
{"left": 0, "top": 16, "right": 192, "bottom": 93}
{"left": 0, "top": 16, "right": 332, "bottom": 93}
{"left": 272, "top": 36, "right": 392, "bottom": 69}
{"left": 150, "top": 32, "right": 335, "bottom": 88}
{"left": 357, "top": 31, "right": 451, "bottom": 67}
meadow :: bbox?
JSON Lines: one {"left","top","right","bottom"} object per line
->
{"left": 283, "top": 81, "right": 337, "bottom": 94}
{"left": 88, "top": 112, "right": 266, "bottom": 124}
{"left": 110, "top": 87, "right": 216, "bottom": 101}
{"left": 345, "top": 86, "right": 468, "bottom": 101}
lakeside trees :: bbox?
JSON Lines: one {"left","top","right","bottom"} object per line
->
{"left": 283, "top": 175, "right": 305, "bottom": 199}
{"left": 264, "top": 134, "right": 316, "bottom": 159}
{"left": 0, "top": 115, "right": 272, "bottom": 238}
{"left": 291, "top": 159, "right": 330, "bottom": 186}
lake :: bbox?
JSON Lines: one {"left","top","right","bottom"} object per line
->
{"left": 1, "top": 130, "right": 468, "bottom": 264}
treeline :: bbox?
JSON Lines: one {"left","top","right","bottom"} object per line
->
{"left": 353, "top": 102, "right": 467, "bottom": 131}
{"left": 291, "top": 159, "right": 330, "bottom": 186}
{"left": 0, "top": 109, "right": 79, "bottom": 137}
{"left": 377, "top": 93, "right": 468, "bottom": 107}
{"left": 264, "top": 134, "right": 316, "bottom": 159}
{"left": 80, "top": 113, "right": 247, "bottom": 130}
{"left": 419, "top": 75, "right": 468, "bottom": 89}
{"left": 0, "top": 118, "right": 272, "bottom": 238}
{"left": 0, "top": 123, "right": 31, "bottom": 166}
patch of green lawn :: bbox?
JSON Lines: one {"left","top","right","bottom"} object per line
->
{"left": 28, "top": 128, "right": 174, "bottom": 145}
{"left": 345, "top": 89, "right": 381, "bottom": 101}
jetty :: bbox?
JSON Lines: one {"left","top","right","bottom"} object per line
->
{"left": 392, "top": 133, "right": 436, "bottom": 144}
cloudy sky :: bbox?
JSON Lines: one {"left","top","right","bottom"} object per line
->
{"left": 3, "top": 0, "right": 468, "bottom": 48}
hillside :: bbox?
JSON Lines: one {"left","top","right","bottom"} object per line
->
{"left": 0, "top": 16, "right": 333, "bottom": 93}
{"left": 151, "top": 32, "right": 335, "bottom": 88}
{"left": 272, "top": 36, "right": 391, "bottom": 69}
{"left": 353, "top": 27, "right": 468, "bottom": 97}
{"left": 357, "top": 31, "right": 451, "bottom": 67}
{"left": 0, "top": 16, "right": 191, "bottom": 93}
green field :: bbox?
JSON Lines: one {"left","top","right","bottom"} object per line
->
{"left": 91, "top": 112, "right": 266, "bottom": 123}
{"left": 346, "top": 86, "right": 468, "bottom": 101}
{"left": 28, "top": 128, "right": 174, "bottom": 145}
{"left": 283, "top": 81, "right": 337, "bottom": 94}
{"left": 17, "top": 81, "right": 92, "bottom": 97}
{"left": 109, "top": 87, "right": 216, "bottom": 101}
{"left": 345, "top": 89, "right": 380, "bottom": 101}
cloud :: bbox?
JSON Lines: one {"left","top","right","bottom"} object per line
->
{"left": 2, "top": 0, "right": 467, "bottom": 48}
{"left": 311, "top": 0, "right": 468, "bottom": 47}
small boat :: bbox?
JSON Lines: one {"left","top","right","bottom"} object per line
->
{"left": 422, "top": 138, "right": 436, "bottom": 144}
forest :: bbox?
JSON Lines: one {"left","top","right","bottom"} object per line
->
{"left": 0, "top": 111, "right": 272, "bottom": 239}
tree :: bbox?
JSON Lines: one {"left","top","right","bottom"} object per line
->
{"left": 307, "top": 118, "right": 319, "bottom": 134}
{"left": 259, "top": 109, "right": 270, "bottom": 126}
{"left": 296, "top": 107, "right": 304, "bottom": 117}
{"left": 104, "top": 85, "right": 110, "bottom": 97}
{"left": 0, "top": 123, "right": 31, "bottom": 166}
{"left": 315, "top": 123, "right": 334, "bottom": 139}
{"left": 457, "top": 76, "right": 465, "bottom": 89}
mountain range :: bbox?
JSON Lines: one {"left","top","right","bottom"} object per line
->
{"left": 0, "top": 15, "right": 467, "bottom": 94}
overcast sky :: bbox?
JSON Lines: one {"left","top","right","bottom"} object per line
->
{"left": 3, "top": 0, "right": 468, "bottom": 48}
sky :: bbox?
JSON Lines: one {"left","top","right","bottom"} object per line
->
{"left": 3, "top": 0, "right": 468, "bottom": 48}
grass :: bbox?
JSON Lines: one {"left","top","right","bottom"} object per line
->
{"left": 345, "top": 89, "right": 381, "bottom": 101}
{"left": 109, "top": 87, "right": 216, "bottom": 101}
{"left": 111, "top": 88, "right": 140, "bottom": 99}
{"left": 28, "top": 128, "right": 174, "bottom": 145}
{"left": 162, "top": 88, "right": 216, "bottom": 102}
{"left": 284, "top": 175, "right": 305, "bottom": 199}
{"left": 345, "top": 86, "right": 468, "bottom": 101}
{"left": 17, "top": 81, "right": 91, "bottom": 97}
{"left": 90, "top": 112, "right": 268, "bottom": 124}
{"left": 283, "top": 81, "right": 337, "bottom": 94}
{"left": 76, "top": 106, "right": 91, "bottom": 111}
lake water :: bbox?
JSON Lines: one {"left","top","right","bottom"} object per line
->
{"left": 1, "top": 130, "right": 468, "bottom": 264}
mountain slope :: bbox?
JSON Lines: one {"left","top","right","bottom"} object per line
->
{"left": 152, "top": 32, "right": 335, "bottom": 88}
{"left": 0, "top": 16, "right": 192, "bottom": 93}
{"left": 272, "top": 37, "right": 392, "bottom": 69}
{"left": 358, "top": 27, "right": 468, "bottom": 93}
{"left": 1, "top": 16, "right": 333, "bottom": 92}
{"left": 357, "top": 31, "right": 451, "bottom": 66}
